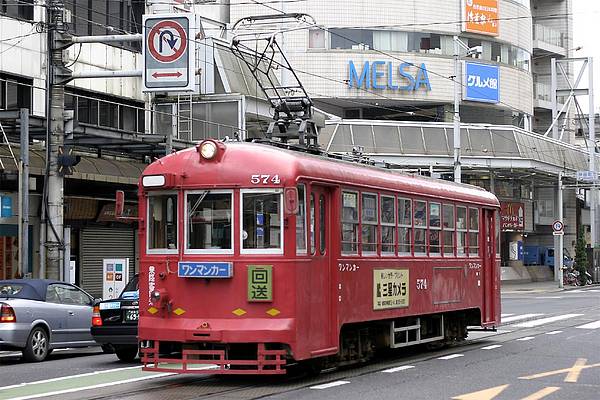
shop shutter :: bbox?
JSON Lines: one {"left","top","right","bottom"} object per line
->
{"left": 80, "top": 227, "right": 136, "bottom": 298}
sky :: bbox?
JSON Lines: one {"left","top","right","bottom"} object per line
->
{"left": 572, "top": 0, "right": 600, "bottom": 114}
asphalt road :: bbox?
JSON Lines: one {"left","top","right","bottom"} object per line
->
{"left": 0, "top": 286, "right": 598, "bottom": 400}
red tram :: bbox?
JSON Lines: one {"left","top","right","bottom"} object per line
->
{"left": 137, "top": 139, "right": 501, "bottom": 374}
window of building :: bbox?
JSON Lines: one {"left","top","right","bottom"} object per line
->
{"left": 0, "top": 0, "right": 33, "bottom": 21}
{"left": 443, "top": 204, "right": 455, "bottom": 256}
{"left": 0, "top": 74, "right": 32, "bottom": 111}
{"left": 414, "top": 200, "right": 427, "bottom": 254}
{"left": 469, "top": 208, "right": 480, "bottom": 256}
{"left": 361, "top": 193, "right": 378, "bottom": 253}
{"left": 241, "top": 190, "right": 283, "bottom": 253}
{"left": 457, "top": 206, "right": 467, "bottom": 256}
{"left": 148, "top": 193, "right": 178, "bottom": 252}
{"left": 429, "top": 202, "right": 441, "bottom": 255}
{"left": 341, "top": 191, "right": 358, "bottom": 254}
{"left": 185, "top": 191, "right": 232, "bottom": 253}
{"left": 381, "top": 195, "right": 396, "bottom": 255}
{"left": 308, "top": 29, "right": 326, "bottom": 49}
{"left": 296, "top": 184, "right": 307, "bottom": 254}
{"left": 398, "top": 197, "right": 412, "bottom": 254}
{"left": 330, "top": 28, "right": 373, "bottom": 50}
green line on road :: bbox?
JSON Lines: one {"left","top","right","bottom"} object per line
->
{"left": 0, "top": 367, "right": 167, "bottom": 400}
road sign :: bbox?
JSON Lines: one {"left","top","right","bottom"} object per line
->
{"left": 552, "top": 220, "right": 564, "bottom": 232}
{"left": 143, "top": 14, "right": 194, "bottom": 92}
{"left": 576, "top": 170, "right": 597, "bottom": 182}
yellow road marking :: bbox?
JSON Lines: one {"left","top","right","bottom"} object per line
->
{"left": 519, "top": 359, "right": 600, "bottom": 382}
{"left": 452, "top": 384, "right": 509, "bottom": 400}
{"left": 565, "top": 358, "right": 587, "bottom": 383}
{"left": 520, "top": 387, "right": 561, "bottom": 400}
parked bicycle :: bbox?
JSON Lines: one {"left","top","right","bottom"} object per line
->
{"left": 563, "top": 266, "right": 593, "bottom": 286}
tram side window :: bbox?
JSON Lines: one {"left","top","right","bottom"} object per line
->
{"left": 361, "top": 193, "right": 378, "bottom": 253}
{"left": 398, "top": 198, "right": 412, "bottom": 254}
{"left": 319, "top": 195, "right": 326, "bottom": 255}
{"left": 429, "top": 202, "right": 441, "bottom": 255}
{"left": 495, "top": 210, "right": 501, "bottom": 256}
{"left": 310, "top": 194, "right": 316, "bottom": 255}
{"left": 469, "top": 208, "right": 480, "bottom": 256}
{"left": 457, "top": 206, "right": 467, "bottom": 256}
{"left": 148, "top": 194, "right": 178, "bottom": 250}
{"left": 443, "top": 204, "right": 455, "bottom": 256}
{"left": 381, "top": 195, "right": 396, "bottom": 255}
{"left": 296, "top": 185, "right": 307, "bottom": 254}
{"left": 341, "top": 191, "right": 359, "bottom": 254}
{"left": 186, "top": 192, "right": 232, "bottom": 251}
{"left": 414, "top": 200, "right": 427, "bottom": 254}
{"left": 242, "top": 191, "right": 282, "bottom": 251}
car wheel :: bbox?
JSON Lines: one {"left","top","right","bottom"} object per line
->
{"left": 115, "top": 346, "right": 138, "bottom": 362}
{"left": 23, "top": 327, "right": 49, "bottom": 362}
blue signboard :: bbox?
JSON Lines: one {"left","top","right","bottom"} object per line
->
{"left": 178, "top": 262, "right": 233, "bottom": 278}
{"left": 0, "top": 196, "right": 12, "bottom": 218}
{"left": 464, "top": 62, "right": 499, "bottom": 103}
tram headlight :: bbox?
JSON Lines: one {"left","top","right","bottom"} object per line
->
{"left": 199, "top": 140, "right": 218, "bottom": 160}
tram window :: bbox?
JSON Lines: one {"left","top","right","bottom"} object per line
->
{"left": 186, "top": 191, "right": 232, "bottom": 252}
{"left": 381, "top": 195, "right": 396, "bottom": 255}
{"left": 414, "top": 200, "right": 427, "bottom": 254}
{"left": 341, "top": 191, "right": 358, "bottom": 255}
{"left": 148, "top": 194, "right": 178, "bottom": 251}
{"left": 310, "top": 194, "right": 316, "bottom": 255}
{"left": 495, "top": 210, "right": 501, "bottom": 256}
{"left": 296, "top": 185, "right": 307, "bottom": 254}
{"left": 469, "top": 208, "right": 480, "bottom": 256}
{"left": 319, "top": 195, "right": 326, "bottom": 255}
{"left": 241, "top": 191, "right": 283, "bottom": 252}
{"left": 429, "top": 203, "right": 441, "bottom": 255}
{"left": 398, "top": 198, "right": 412, "bottom": 254}
{"left": 361, "top": 193, "right": 378, "bottom": 253}
{"left": 457, "top": 206, "right": 467, "bottom": 256}
{"left": 443, "top": 204, "right": 455, "bottom": 256}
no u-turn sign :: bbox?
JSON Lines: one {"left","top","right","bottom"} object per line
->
{"left": 143, "top": 14, "right": 195, "bottom": 92}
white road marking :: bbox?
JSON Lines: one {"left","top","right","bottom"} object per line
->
{"left": 516, "top": 336, "right": 536, "bottom": 341}
{"left": 545, "top": 331, "right": 563, "bottom": 335}
{"left": 535, "top": 296, "right": 563, "bottom": 299}
{"left": 576, "top": 320, "right": 600, "bottom": 330}
{"left": 512, "top": 314, "right": 584, "bottom": 328}
{"left": 437, "top": 354, "right": 464, "bottom": 360}
{"left": 310, "top": 381, "right": 350, "bottom": 390}
{"left": 481, "top": 345, "right": 503, "bottom": 350}
{"left": 4, "top": 373, "right": 175, "bottom": 400}
{"left": 0, "top": 366, "right": 143, "bottom": 391}
{"left": 382, "top": 365, "right": 415, "bottom": 373}
{"left": 501, "top": 313, "right": 514, "bottom": 317}
{"left": 501, "top": 313, "right": 544, "bottom": 323}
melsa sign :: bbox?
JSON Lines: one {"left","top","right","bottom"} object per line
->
{"left": 347, "top": 61, "right": 432, "bottom": 92}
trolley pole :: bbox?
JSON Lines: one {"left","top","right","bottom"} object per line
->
{"left": 46, "top": 0, "right": 68, "bottom": 279}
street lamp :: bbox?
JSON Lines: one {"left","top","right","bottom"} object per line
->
{"left": 453, "top": 36, "right": 482, "bottom": 183}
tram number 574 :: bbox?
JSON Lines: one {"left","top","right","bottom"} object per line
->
{"left": 250, "top": 174, "right": 281, "bottom": 185}
{"left": 416, "top": 278, "right": 428, "bottom": 290}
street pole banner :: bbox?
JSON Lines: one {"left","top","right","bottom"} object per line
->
{"left": 143, "top": 13, "right": 195, "bottom": 92}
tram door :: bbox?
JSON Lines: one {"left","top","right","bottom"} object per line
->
{"left": 308, "top": 185, "right": 332, "bottom": 351}
{"left": 482, "top": 209, "right": 496, "bottom": 323}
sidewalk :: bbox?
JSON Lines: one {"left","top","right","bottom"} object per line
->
{"left": 501, "top": 280, "right": 600, "bottom": 294}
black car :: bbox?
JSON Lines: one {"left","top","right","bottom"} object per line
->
{"left": 91, "top": 275, "right": 139, "bottom": 362}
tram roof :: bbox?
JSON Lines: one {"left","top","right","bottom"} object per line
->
{"left": 142, "top": 141, "right": 499, "bottom": 208}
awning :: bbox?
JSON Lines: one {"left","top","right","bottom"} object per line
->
{"left": 0, "top": 145, "right": 146, "bottom": 185}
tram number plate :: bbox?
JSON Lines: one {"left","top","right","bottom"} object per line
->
{"left": 124, "top": 309, "right": 139, "bottom": 322}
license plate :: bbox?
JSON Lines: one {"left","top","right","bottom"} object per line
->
{"left": 124, "top": 309, "right": 139, "bottom": 322}
{"left": 99, "top": 302, "right": 121, "bottom": 310}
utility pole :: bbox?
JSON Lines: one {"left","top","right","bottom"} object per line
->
{"left": 453, "top": 36, "right": 461, "bottom": 183}
{"left": 588, "top": 57, "right": 596, "bottom": 249}
{"left": 18, "top": 108, "right": 29, "bottom": 278}
{"left": 45, "top": 0, "right": 69, "bottom": 279}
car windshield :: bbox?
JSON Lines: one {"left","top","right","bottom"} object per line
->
{"left": 120, "top": 276, "right": 139, "bottom": 299}
{"left": 0, "top": 284, "right": 24, "bottom": 297}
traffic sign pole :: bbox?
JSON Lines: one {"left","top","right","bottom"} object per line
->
{"left": 557, "top": 172, "right": 564, "bottom": 289}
